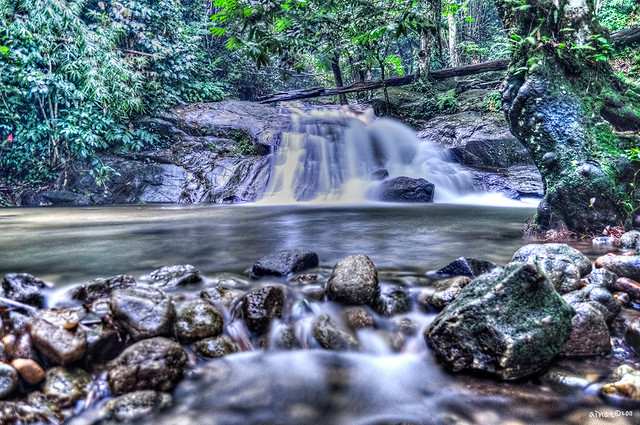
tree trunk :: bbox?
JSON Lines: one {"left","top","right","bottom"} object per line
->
{"left": 416, "top": 0, "right": 436, "bottom": 82}
{"left": 493, "top": 0, "right": 640, "bottom": 234}
{"left": 331, "top": 52, "right": 348, "bottom": 105}
{"left": 447, "top": 12, "right": 458, "bottom": 67}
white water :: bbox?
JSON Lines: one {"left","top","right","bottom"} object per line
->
{"left": 259, "top": 106, "right": 528, "bottom": 206}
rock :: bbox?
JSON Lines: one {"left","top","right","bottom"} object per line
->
{"left": 312, "top": 314, "right": 359, "bottom": 351}
{"left": 107, "top": 337, "right": 187, "bottom": 395}
{"left": 562, "top": 284, "right": 621, "bottom": 323}
{"left": 425, "top": 262, "right": 574, "bottom": 379}
{"left": 327, "top": 255, "right": 379, "bottom": 305}
{"left": 624, "top": 318, "right": 640, "bottom": 353}
{"left": 242, "top": 286, "right": 285, "bottom": 333}
{"left": 200, "top": 286, "right": 243, "bottom": 308}
{"left": 10, "top": 332, "right": 34, "bottom": 361}
{"left": 101, "top": 391, "right": 172, "bottom": 422}
{"left": 43, "top": 367, "right": 92, "bottom": 407}
{"left": 141, "top": 265, "right": 201, "bottom": 289}
{"left": 69, "top": 275, "right": 136, "bottom": 304}
{"left": 26, "top": 189, "right": 90, "bottom": 206}
{"left": 431, "top": 257, "right": 500, "bottom": 279}
{"left": 511, "top": 243, "right": 592, "bottom": 293}
{"left": 375, "top": 177, "right": 435, "bottom": 202}
{"left": 417, "top": 276, "right": 472, "bottom": 310}
{"left": 372, "top": 285, "right": 411, "bottom": 317}
{"left": 601, "top": 365, "right": 640, "bottom": 400}
{"left": 0, "top": 401, "right": 50, "bottom": 423}
{"left": 618, "top": 230, "right": 640, "bottom": 249}
{"left": 110, "top": 286, "right": 175, "bottom": 341}
{"left": 470, "top": 165, "right": 544, "bottom": 198}
{"left": 611, "top": 277, "right": 640, "bottom": 300}
{"left": 596, "top": 255, "right": 640, "bottom": 282}
{"left": 251, "top": 250, "right": 319, "bottom": 278}
{"left": 270, "top": 324, "right": 301, "bottom": 350}
{"left": 583, "top": 268, "right": 618, "bottom": 290}
{"left": 370, "top": 169, "right": 389, "bottom": 180}
{"left": 11, "top": 359, "right": 44, "bottom": 385}
{"left": 559, "top": 302, "right": 611, "bottom": 356}
{"left": 26, "top": 392, "right": 63, "bottom": 423}
{"left": 1, "top": 273, "right": 47, "bottom": 307}
{"left": 84, "top": 322, "right": 125, "bottom": 365}
{"left": 342, "top": 307, "right": 374, "bottom": 330}
{"left": 174, "top": 300, "right": 223, "bottom": 343}
{"left": 27, "top": 309, "right": 87, "bottom": 365}
{"left": 0, "top": 363, "right": 17, "bottom": 399}
{"left": 193, "top": 335, "right": 240, "bottom": 358}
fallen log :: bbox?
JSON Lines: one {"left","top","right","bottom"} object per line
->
{"left": 258, "top": 60, "right": 509, "bottom": 103}
{"left": 611, "top": 27, "right": 640, "bottom": 49}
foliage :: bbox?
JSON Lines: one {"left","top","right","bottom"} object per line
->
{"left": 482, "top": 90, "right": 502, "bottom": 111}
{"left": 436, "top": 89, "right": 459, "bottom": 113}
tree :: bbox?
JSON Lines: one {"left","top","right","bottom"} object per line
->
{"left": 493, "top": 0, "right": 640, "bottom": 234}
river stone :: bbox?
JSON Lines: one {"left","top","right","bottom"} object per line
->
{"left": 141, "top": 265, "right": 202, "bottom": 289}
{"left": 417, "top": 276, "right": 473, "bottom": 310}
{"left": 376, "top": 176, "right": 435, "bottom": 202}
{"left": 327, "top": 255, "right": 379, "bottom": 305}
{"left": 250, "top": 250, "right": 319, "bottom": 278}
{"left": 625, "top": 318, "right": 640, "bottom": 354}
{"left": 372, "top": 285, "right": 411, "bottom": 317}
{"left": 43, "top": 367, "right": 92, "bottom": 407}
{"left": 312, "top": 314, "right": 359, "bottom": 351}
{"left": 511, "top": 243, "right": 592, "bottom": 293}
{"left": 1, "top": 273, "right": 47, "bottom": 307}
{"left": 0, "top": 363, "right": 17, "bottom": 399}
{"left": 242, "top": 286, "right": 285, "bottom": 333}
{"left": 432, "top": 257, "right": 499, "bottom": 279}
{"left": 370, "top": 169, "right": 389, "bottom": 180}
{"left": 342, "top": 307, "right": 374, "bottom": 330}
{"left": 425, "top": 262, "right": 574, "bottom": 379}
{"left": 107, "top": 337, "right": 187, "bottom": 395}
{"left": 611, "top": 277, "right": 640, "bottom": 300}
{"left": 200, "top": 286, "right": 244, "bottom": 308}
{"left": 559, "top": 302, "right": 611, "bottom": 357}
{"left": 27, "top": 309, "right": 87, "bottom": 365}
{"left": 193, "top": 335, "right": 240, "bottom": 358}
{"left": 11, "top": 359, "right": 44, "bottom": 385}
{"left": 0, "top": 401, "right": 50, "bottom": 424}
{"left": 562, "top": 284, "right": 621, "bottom": 323}
{"left": 26, "top": 391, "right": 63, "bottom": 423}
{"left": 596, "top": 255, "right": 640, "bottom": 282}
{"left": 110, "top": 286, "right": 175, "bottom": 341}
{"left": 69, "top": 275, "right": 137, "bottom": 304}
{"left": 84, "top": 322, "right": 125, "bottom": 366}
{"left": 583, "top": 268, "right": 618, "bottom": 290}
{"left": 174, "top": 300, "right": 223, "bottom": 343}
{"left": 101, "top": 391, "right": 173, "bottom": 422}
{"left": 618, "top": 230, "right": 640, "bottom": 250}
{"left": 601, "top": 365, "right": 640, "bottom": 400}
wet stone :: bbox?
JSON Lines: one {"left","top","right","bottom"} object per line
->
{"left": 559, "top": 302, "right": 611, "bottom": 357}
{"left": 11, "top": 332, "right": 34, "bottom": 361}
{"left": 617, "top": 230, "right": 640, "bottom": 250}
{"left": 342, "top": 307, "right": 374, "bottom": 330}
{"left": 596, "top": 255, "right": 640, "bottom": 283}
{"left": 43, "top": 366, "right": 92, "bottom": 407}
{"left": 193, "top": 335, "right": 240, "bottom": 358}
{"left": 101, "top": 390, "right": 173, "bottom": 422}
{"left": 431, "top": 257, "right": 499, "bottom": 279}
{"left": 0, "top": 401, "right": 49, "bottom": 424}
{"left": 200, "top": 286, "right": 244, "bottom": 308}
{"left": 312, "top": 314, "right": 359, "bottom": 351}
{"left": 174, "top": 300, "right": 223, "bottom": 343}
{"left": 69, "top": 275, "right": 136, "bottom": 304}
{"left": 271, "top": 324, "right": 302, "bottom": 350}
{"left": 326, "top": 255, "right": 379, "bottom": 305}
{"left": 601, "top": 365, "right": 640, "bottom": 400}
{"left": 110, "top": 286, "right": 175, "bottom": 341}
{"left": 251, "top": 249, "right": 319, "bottom": 278}
{"left": 107, "top": 337, "right": 187, "bottom": 395}
{"left": 611, "top": 277, "right": 640, "bottom": 301}
{"left": 11, "top": 359, "right": 44, "bottom": 385}
{"left": 27, "top": 309, "right": 87, "bottom": 365}
{"left": 582, "top": 268, "right": 618, "bottom": 290}
{"left": 0, "top": 363, "right": 17, "bottom": 399}
{"left": 242, "top": 286, "right": 285, "bottom": 333}
{"left": 1, "top": 273, "right": 47, "bottom": 308}
{"left": 562, "top": 284, "right": 621, "bottom": 323}
{"left": 372, "top": 285, "right": 412, "bottom": 317}
{"left": 141, "top": 265, "right": 202, "bottom": 289}
{"left": 26, "top": 391, "right": 63, "bottom": 423}
{"left": 84, "top": 322, "right": 125, "bottom": 365}
{"left": 417, "top": 276, "right": 472, "bottom": 310}
{"left": 624, "top": 318, "right": 640, "bottom": 354}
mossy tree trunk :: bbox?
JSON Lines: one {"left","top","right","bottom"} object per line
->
{"left": 493, "top": 0, "right": 640, "bottom": 234}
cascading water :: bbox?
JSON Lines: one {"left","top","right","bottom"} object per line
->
{"left": 259, "top": 105, "right": 477, "bottom": 204}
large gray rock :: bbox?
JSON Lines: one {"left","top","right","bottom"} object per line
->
{"left": 327, "top": 255, "right": 379, "bottom": 305}
{"left": 193, "top": 335, "right": 239, "bottom": 359}
{"left": 43, "top": 367, "right": 92, "bottom": 407}
{"left": 562, "top": 284, "right": 620, "bottom": 323}
{"left": 69, "top": 275, "right": 137, "bottom": 304}
{"left": 617, "top": 230, "right": 640, "bottom": 250}
{"left": 141, "top": 265, "right": 202, "bottom": 289}
{"left": 174, "top": 300, "right": 223, "bottom": 343}
{"left": 596, "top": 254, "right": 640, "bottom": 282}
{"left": 375, "top": 177, "right": 434, "bottom": 203}
{"left": 110, "top": 286, "right": 175, "bottom": 341}
{"left": 27, "top": 309, "right": 87, "bottom": 365}
{"left": 251, "top": 250, "right": 319, "bottom": 278}
{"left": 425, "top": 262, "right": 574, "bottom": 379}
{"left": 1, "top": 273, "right": 47, "bottom": 307}
{"left": 312, "top": 315, "right": 359, "bottom": 351}
{"left": 107, "top": 337, "right": 187, "bottom": 395}
{"left": 471, "top": 165, "right": 544, "bottom": 198}
{"left": 559, "top": 302, "right": 611, "bottom": 357}
{"left": 242, "top": 286, "right": 285, "bottom": 333}
{"left": 511, "top": 243, "right": 592, "bottom": 293}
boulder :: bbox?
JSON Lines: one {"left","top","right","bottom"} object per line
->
{"left": 596, "top": 254, "right": 640, "bottom": 282}
{"left": 511, "top": 243, "right": 592, "bottom": 293}
{"left": 69, "top": 275, "right": 137, "bottom": 304}
{"left": 562, "top": 284, "right": 621, "bottom": 323}
{"left": 417, "top": 276, "right": 472, "bottom": 310}
{"left": 559, "top": 302, "right": 611, "bottom": 356}
{"left": 107, "top": 337, "right": 187, "bottom": 395}
{"left": 193, "top": 335, "right": 240, "bottom": 358}
{"left": 425, "top": 262, "right": 574, "bottom": 379}
{"left": 1, "top": 273, "right": 47, "bottom": 307}
{"left": 110, "top": 286, "right": 175, "bottom": 341}
{"left": 242, "top": 286, "right": 285, "bottom": 333}
{"left": 372, "top": 285, "right": 412, "bottom": 317}
{"left": 375, "top": 177, "right": 435, "bottom": 203}
{"left": 27, "top": 309, "right": 87, "bottom": 365}
{"left": 312, "top": 315, "right": 359, "bottom": 351}
{"left": 583, "top": 268, "right": 618, "bottom": 290}
{"left": 0, "top": 363, "right": 17, "bottom": 399}
{"left": 141, "top": 265, "right": 201, "bottom": 289}
{"left": 43, "top": 367, "right": 92, "bottom": 407}
{"left": 101, "top": 391, "right": 173, "bottom": 422}
{"left": 470, "top": 165, "right": 544, "bottom": 199}
{"left": 251, "top": 250, "right": 319, "bottom": 278}
{"left": 431, "top": 257, "right": 500, "bottom": 279}
{"left": 327, "top": 255, "right": 379, "bottom": 305}
{"left": 617, "top": 230, "right": 640, "bottom": 250}
{"left": 174, "top": 300, "right": 223, "bottom": 343}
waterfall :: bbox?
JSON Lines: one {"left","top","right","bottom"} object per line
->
{"left": 258, "top": 105, "right": 476, "bottom": 204}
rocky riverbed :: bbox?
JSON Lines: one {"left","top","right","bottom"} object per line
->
{"left": 1, "top": 241, "right": 640, "bottom": 424}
